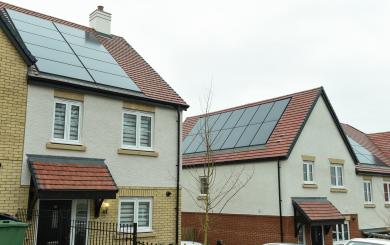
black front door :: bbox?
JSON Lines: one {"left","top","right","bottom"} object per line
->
{"left": 310, "top": 225, "right": 323, "bottom": 245}
{"left": 37, "top": 200, "right": 72, "bottom": 245}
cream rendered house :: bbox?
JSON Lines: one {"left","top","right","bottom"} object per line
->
{"left": 0, "top": 2, "right": 187, "bottom": 244}
{"left": 181, "top": 87, "right": 390, "bottom": 245}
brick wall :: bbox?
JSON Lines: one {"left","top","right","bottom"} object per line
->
{"left": 0, "top": 24, "right": 29, "bottom": 214}
{"left": 182, "top": 212, "right": 362, "bottom": 245}
{"left": 93, "top": 187, "right": 180, "bottom": 244}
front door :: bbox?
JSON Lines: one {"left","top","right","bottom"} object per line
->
{"left": 311, "top": 225, "right": 323, "bottom": 245}
{"left": 37, "top": 200, "right": 72, "bottom": 245}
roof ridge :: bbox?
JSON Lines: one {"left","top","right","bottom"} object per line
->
{"left": 185, "top": 87, "right": 322, "bottom": 120}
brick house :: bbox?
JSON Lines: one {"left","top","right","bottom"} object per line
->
{"left": 0, "top": 2, "right": 188, "bottom": 244}
{"left": 181, "top": 87, "right": 390, "bottom": 245}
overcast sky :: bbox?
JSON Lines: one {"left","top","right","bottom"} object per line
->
{"left": 6, "top": 0, "right": 390, "bottom": 133}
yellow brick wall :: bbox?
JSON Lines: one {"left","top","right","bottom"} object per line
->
{"left": 92, "top": 186, "right": 180, "bottom": 244}
{"left": 0, "top": 25, "right": 29, "bottom": 214}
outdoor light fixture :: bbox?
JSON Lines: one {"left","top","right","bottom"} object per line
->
{"left": 166, "top": 191, "right": 172, "bottom": 197}
{"left": 102, "top": 202, "right": 110, "bottom": 214}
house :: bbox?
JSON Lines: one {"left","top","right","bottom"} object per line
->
{"left": 181, "top": 87, "right": 390, "bottom": 245}
{"left": 0, "top": 2, "right": 188, "bottom": 244}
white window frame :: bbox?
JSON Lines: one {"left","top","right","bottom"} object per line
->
{"left": 121, "top": 110, "right": 154, "bottom": 151}
{"left": 52, "top": 99, "right": 82, "bottom": 144}
{"left": 297, "top": 225, "right": 305, "bottom": 245}
{"left": 303, "top": 161, "right": 314, "bottom": 184}
{"left": 71, "top": 200, "right": 90, "bottom": 245}
{"left": 384, "top": 182, "right": 390, "bottom": 204}
{"left": 330, "top": 165, "right": 344, "bottom": 188}
{"left": 118, "top": 197, "right": 153, "bottom": 233}
{"left": 332, "top": 221, "right": 350, "bottom": 245}
{"left": 364, "top": 180, "right": 373, "bottom": 204}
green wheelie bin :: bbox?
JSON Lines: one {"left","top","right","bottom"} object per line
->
{"left": 0, "top": 220, "right": 29, "bottom": 245}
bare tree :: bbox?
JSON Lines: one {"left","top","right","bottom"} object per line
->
{"left": 183, "top": 89, "right": 254, "bottom": 245}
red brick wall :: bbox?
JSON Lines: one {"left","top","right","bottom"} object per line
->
{"left": 182, "top": 212, "right": 362, "bottom": 245}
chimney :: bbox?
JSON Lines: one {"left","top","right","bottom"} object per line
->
{"left": 89, "top": 6, "right": 112, "bottom": 35}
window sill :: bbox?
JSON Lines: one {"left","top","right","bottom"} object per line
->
{"left": 197, "top": 194, "right": 207, "bottom": 200}
{"left": 385, "top": 204, "right": 390, "bottom": 208}
{"left": 46, "top": 142, "right": 86, "bottom": 152}
{"left": 364, "top": 203, "right": 376, "bottom": 208}
{"left": 330, "top": 187, "right": 348, "bottom": 193}
{"left": 117, "top": 148, "right": 159, "bottom": 157}
{"left": 302, "top": 183, "right": 318, "bottom": 189}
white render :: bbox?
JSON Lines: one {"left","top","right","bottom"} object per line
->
{"left": 182, "top": 95, "right": 388, "bottom": 230}
{"left": 89, "top": 6, "right": 112, "bottom": 35}
{"left": 21, "top": 84, "right": 180, "bottom": 188}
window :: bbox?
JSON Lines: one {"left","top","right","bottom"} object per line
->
{"left": 384, "top": 182, "right": 390, "bottom": 203}
{"left": 330, "top": 165, "right": 344, "bottom": 187}
{"left": 364, "top": 180, "right": 373, "bottom": 203}
{"left": 332, "top": 222, "right": 349, "bottom": 244}
{"left": 122, "top": 111, "right": 154, "bottom": 150}
{"left": 118, "top": 197, "right": 152, "bottom": 232}
{"left": 303, "top": 161, "right": 314, "bottom": 183}
{"left": 297, "top": 225, "right": 305, "bottom": 244}
{"left": 52, "top": 99, "right": 82, "bottom": 143}
{"left": 200, "top": 176, "right": 209, "bottom": 195}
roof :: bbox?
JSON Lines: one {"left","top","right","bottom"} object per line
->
{"left": 369, "top": 132, "right": 390, "bottom": 160}
{"left": 28, "top": 155, "right": 118, "bottom": 199}
{"left": 0, "top": 1, "right": 188, "bottom": 108}
{"left": 292, "top": 197, "right": 345, "bottom": 224}
{"left": 183, "top": 87, "right": 355, "bottom": 166}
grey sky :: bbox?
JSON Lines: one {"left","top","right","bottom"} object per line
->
{"left": 6, "top": 0, "right": 389, "bottom": 133}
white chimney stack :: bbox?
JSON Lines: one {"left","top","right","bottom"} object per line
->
{"left": 89, "top": 6, "right": 112, "bottom": 35}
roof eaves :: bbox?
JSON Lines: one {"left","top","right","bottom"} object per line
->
{"left": 0, "top": 8, "right": 36, "bottom": 65}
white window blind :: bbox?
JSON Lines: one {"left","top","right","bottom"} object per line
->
{"left": 52, "top": 99, "right": 82, "bottom": 143}
{"left": 122, "top": 111, "right": 154, "bottom": 150}
{"left": 330, "top": 165, "right": 343, "bottom": 187}
{"left": 119, "top": 198, "right": 152, "bottom": 232}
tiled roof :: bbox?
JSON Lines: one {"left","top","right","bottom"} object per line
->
{"left": 29, "top": 159, "right": 117, "bottom": 192}
{"left": 342, "top": 123, "right": 390, "bottom": 165}
{"left": 368, "top": 132, "right": 390, "bottom": 160}
{"left": 356, "top": 164, "right": 390, "bottom": 176}
{"left": 182, "top": 87, "right": 322, "bottom": 165}
{"left": 293, "top": 198, "right": 344, "bottom": 223}
{"left": 0, "top": 1, "right": 188, "bottom": 107}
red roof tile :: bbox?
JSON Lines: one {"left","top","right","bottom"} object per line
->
{"left": 293, "top": 199, "right": 344, "bottom": 222}
{"left": 356, "top": 164, "right": 390, "bottom": 176}
{"left": 183, "top": 87, "right": 322, "bottom": 165}
{"left": 0, "top": 1, "right": 188, "bottom": 107}
{"left": 30, "top": 162, "right": 117, "bottom": 191}
{"left": 368, "top": 132, "right": 390, "bottom": 160}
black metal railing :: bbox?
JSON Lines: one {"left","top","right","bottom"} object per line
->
{"left": 15, "top": 209, "right": 138, "bottom": 245}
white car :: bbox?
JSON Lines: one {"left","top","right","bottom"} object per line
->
{"left": 346, "top": 238, "right": 390, "bottom": 245}
{"left": 181, "top": 241, "right": 203, "bottom": 245}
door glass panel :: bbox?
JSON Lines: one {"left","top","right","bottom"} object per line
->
{"left": 73, "top": 200, "right": 88, "bottom": 245}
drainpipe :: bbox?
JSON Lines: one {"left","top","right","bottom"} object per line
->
{"left": 278, "top": 158, "right": 284, "bottom": 242}
{"left": 175, "top": 106, "right": 181, "bottom": 245}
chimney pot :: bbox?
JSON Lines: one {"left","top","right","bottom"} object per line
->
{"left": 89, "top": 6, "right": 112, "bottom": 35}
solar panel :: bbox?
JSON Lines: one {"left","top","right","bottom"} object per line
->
{"left": 347, "top": 137, "right": 383, "bottom": 165}
{"left": 183, "top": 98, "right": 290, "bottom": 154}
{"left": 6, "top": 9, "right": 141, "bottom": 92}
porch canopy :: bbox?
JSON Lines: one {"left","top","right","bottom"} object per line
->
{"left": 292, "top": 197, "right": 345, "bottom": 235}
{"left": 27, "top": 154, "right": 118, "bottom": 217}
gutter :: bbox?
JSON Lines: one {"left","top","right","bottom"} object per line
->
{"left": 277, "top": 158, "right": 284, "bottom": 242}
{"left": 175, "top": 106, "right": 181, "bottom": 245}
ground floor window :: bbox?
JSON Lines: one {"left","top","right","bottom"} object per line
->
{"left": 332, "top": 222, "right": 349, "bottom": 244}
{"left": 118, "top": 197, "right": 153, "bottom": 232}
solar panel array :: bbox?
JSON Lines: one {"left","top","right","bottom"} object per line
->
{"left": 6, "top": 9, "right": 140, "bottom": 92}
{"left": 183, "top": 98, "right": 290, "bottom": 154}
{"left": 347, "top": 136, "right": 383, "bottom": 165}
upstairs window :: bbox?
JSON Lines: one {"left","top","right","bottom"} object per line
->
{"left": 303, "top": 161, "right": 314, "bottom": 183}
{"left": 384, "top": 182, "right": 390, "bottom": 203}
{"left": 330, "top": 165, "right": 344, "bottom": 187}
{"left": 333, "top": 222, "right": 349, "bottom": 245}
{"left": 364, "top": 180, "right": 373, "bottom": 203}
{"left": 200, "top": 176, "right": 209, "bottom": 195}
{"left": 122, "top": 110, "right": 154, "bottom": 150}
{"left": 119, "top": 197, "right": 152, "bottom": 232}
{"left": 52, "top": 99, "right": 82, "bottom": 143}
